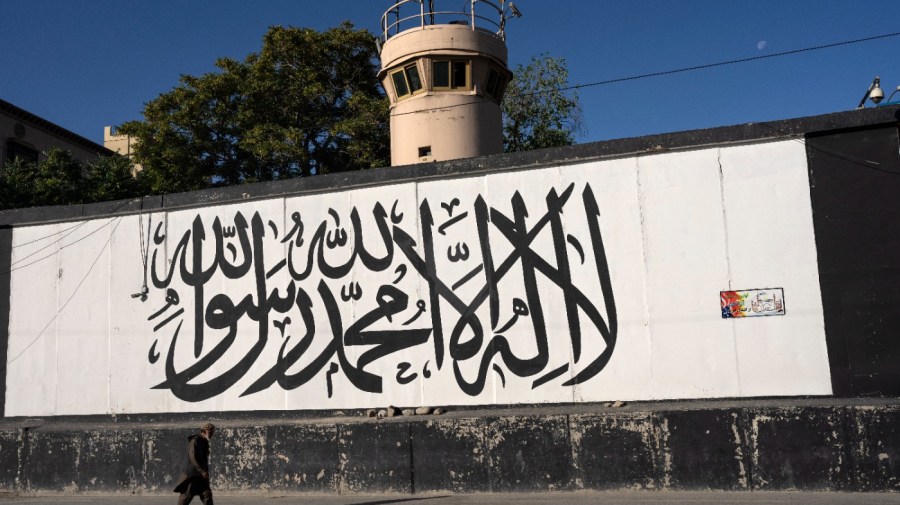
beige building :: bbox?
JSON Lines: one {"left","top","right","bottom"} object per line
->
{"left": 103, "top": 126, "right": 135, "bottom": 158}
{"left": 378, "top": 0, "right": 516, "bottom": 166}
{"left": 103, "top": 126, "right": 141, "bottom": 172}
{"left": 0, "top": 99, "right": 113, "bottom": 169}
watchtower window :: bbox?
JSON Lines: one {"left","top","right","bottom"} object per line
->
{"left": 433, "top": 60, "right": 470, "bottom": 90}
{"left": 485, "top": 67, "right": 506, "bottom": 101}
{"left": 391, "top": 63, "right": 424, "bottom": 99}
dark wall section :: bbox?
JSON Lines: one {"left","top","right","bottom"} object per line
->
{"left": 2, "top": 403, "right": 900, "bottom": 494}
{"left": 806, "top": 124, "right": 900, "bottom": 396}
{"left": 0, "top": 227, "right": 11, "bottom": 418}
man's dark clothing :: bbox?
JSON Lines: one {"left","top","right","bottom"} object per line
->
{"left": 173, "top": 434, "right": 213, "bottom": 505}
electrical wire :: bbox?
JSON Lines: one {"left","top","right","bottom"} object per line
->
{"left": 756, "top": 122, "right": 900, "bottom": 176}
{"left": 136, "top": 197, "right": 152, "bottom": 298}
{"left": 2, "top": 216, "right": 122, "bottom": 275}
{"left": 138, "top": 197, "right": 147, "bottom": 273}
{"left": 0, "top": 32, "right": 896, "bottom": 270}
{"left": 556, "top": 31, "right": 900, "bottom": 94}
{"left": 88, "top": 31, "right": 899, "bottom": 166}
{"left": 6, "top": 216, "right": 124, "bottom": 365}
{"left": 9, "top": 198, "right": 134, "bottom": 250}
{"left": 390, "top": 30, "right": 900, "bottom": 117}
{"left": 11, "top": 221, "right": 85, "bottom": 249}
{"left": 8, "top": 222, "right": 94, "bottom": 268}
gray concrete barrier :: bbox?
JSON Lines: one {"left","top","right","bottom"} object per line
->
{"left": 1, "top": 401, "right": 898, "bottom": 494}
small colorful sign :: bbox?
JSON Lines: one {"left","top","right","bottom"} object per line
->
{"left": 721, "top": 288, "right": 785, "bottom": 318}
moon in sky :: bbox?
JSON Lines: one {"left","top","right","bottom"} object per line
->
{"left": 757, "top": 40, "right": 767, "bottom": 50}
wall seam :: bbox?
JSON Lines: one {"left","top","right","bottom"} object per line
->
{"left": 53, "top": 229, "right": 61, "bottom": 416}
{"left": 634, "top": 157, "right": 655, "bottom": 398}
{"left": 564, "top": 413, "right": 574, "bottom": 490}
{"left": 16, "top": 427, "right": 29, "bottom": 492}
{"left": 717, "top": 149, "right": 743, "bottom": 396}
{"left": 408, "top": 421, "right": 415, "bottom": 494}
{"left": 840, "top": 406, "right": 855, "bottom": 491}
{"left": 107, "top": 217, "right": 113, "bottom": 415}
{"left": 282, "top": 197, "right": 289, "bottom": 411}
{"left": 740, "top": 408, "right": 756, "bottom": 490}
{"left": 336, "top": 423, "right": 345, "bottom": 495}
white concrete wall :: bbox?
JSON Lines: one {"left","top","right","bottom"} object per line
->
{"left": 3, "top": 139, "right": 832, "bottom": 416}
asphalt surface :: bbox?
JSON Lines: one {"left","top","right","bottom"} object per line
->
{"left": 1, "top": 492, "right": 900, "bottom": 505}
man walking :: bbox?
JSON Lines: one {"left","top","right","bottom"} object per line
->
{"left": 173, "top": 422, "right": 216, "bottom": 505}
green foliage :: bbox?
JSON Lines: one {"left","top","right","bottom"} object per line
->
{"left": 0, "top": 148, "right": 87, "bottom": 208}
{"left": 86, "top": 154, "right": 146, "bottom": 203}
{"left": 117, "top": 23, "right": 389, "bottom": 194}
{"left": 0, "top": 157, "right": 36, "bottom": 209}
{"left": 32, "top": 148, "right": 87, "bottom": 206}
{"left": 0, "top": 150, "right": 144, "bottom": 210}
{"left": 0, "top": 33, "right": 582, "bottom": 211}
{"left": 502, "top": 54, "right": 583, "bottom": 152}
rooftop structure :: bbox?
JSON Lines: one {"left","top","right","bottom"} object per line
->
{"left": 103, "top": 126, "right": 142, "bottom": 173}
{"left": 377, "top": 0, "right": 518, "bottom": 165}
{"left": 0, "top": 99, "right": 113, "bottom": 169}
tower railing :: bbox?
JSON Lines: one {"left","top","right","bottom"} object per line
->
{"left": 380, "top": 0, "right": 511, "bottom": 43}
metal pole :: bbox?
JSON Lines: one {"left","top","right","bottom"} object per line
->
{"left": 420, "top": 0, "right": 425, "bottom": 28}
{"left": 394, "top": 0, "right": 400, "bottom": 36}
{"left": 471, "top": 0, "right": 476, "bottom": 29}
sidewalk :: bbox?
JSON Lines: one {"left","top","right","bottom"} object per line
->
{"left": 2, "top": 492, "right": 900, "bottom": 505}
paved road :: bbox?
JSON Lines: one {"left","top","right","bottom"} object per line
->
{"left": 1, "top": 492, "right": 900, "bottom": 505}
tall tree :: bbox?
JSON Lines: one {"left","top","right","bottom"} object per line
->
{"left": 0, "top": 157, "right": 35, "bottom": 210}
{"left": 86, "top": 154, "right": 146, "bottom": 203}
{"left": 117, "top": 23, "right": 389, "bottom": 194}
{"left": 30, "top": 148, "right": 86, "bottom": 207}
{"left": 502, "top": 54, "right": 583, "bottom": 152}
{"left": 0, "top": 149, "right": 144, "bottom": 210}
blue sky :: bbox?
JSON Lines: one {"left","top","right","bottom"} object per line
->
{"left": 2, "top": 1, "right": 899, "bottom": 146}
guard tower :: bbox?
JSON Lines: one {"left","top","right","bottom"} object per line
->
{"left": 378, "top": 0, "right": 518, "bottom": 166}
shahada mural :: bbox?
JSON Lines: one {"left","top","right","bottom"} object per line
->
{"left": 3, "top": 140, "right": 833, "bottom": 416}
{"left": 145, "top": 182, "right": 616, "bottom": 403}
